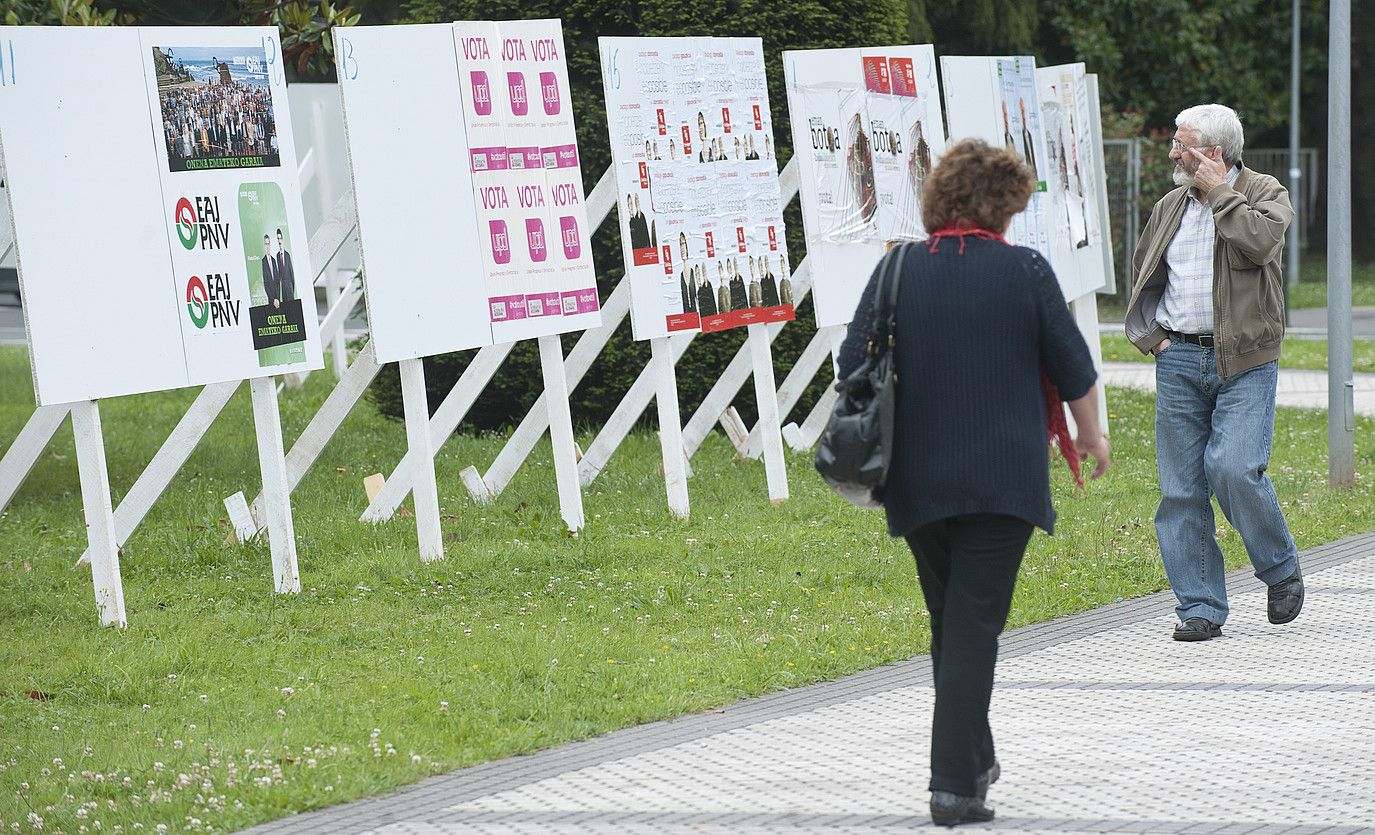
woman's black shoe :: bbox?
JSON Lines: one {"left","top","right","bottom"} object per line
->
{"left": 976, "top": 759, "right": 1001, "bottom": 800}
{"left": 930, "top": 791, "right": 995, "bottom": 826}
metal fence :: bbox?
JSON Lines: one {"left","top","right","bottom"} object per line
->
{"left": 1101, "top": 140, "right": 1317, "bottom": 300}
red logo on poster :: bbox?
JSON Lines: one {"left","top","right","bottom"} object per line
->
{"left": 662, "top": 245, "right": 674, "bottom": 274}
{"left": 638, "top": 162, "right": 649, "bottom": 188}
{"left": 862, "top": 56, "right": 891, "bottom": 93}
{"left": 768, "top": 226, "right": 778, "bottom": 250}
{"left": 752, "top": 104, "right": 762, "bottom": 130}
{"left": 656, "top": 108, "right": 667, "bottom": 136}
{"left": 680, "top": 124, "right": 692, "bottom": 155}
{"left": 736, "top": 226, "right": 746, "bottom": 252}
{"left": 889, "top": 57, "right": 917, "bottom": 97}
{"left": 722, "top": 107, "right": 732, "bottom": 133}
{"left": 705, "top": 231, "right": 715, "bottom": 257}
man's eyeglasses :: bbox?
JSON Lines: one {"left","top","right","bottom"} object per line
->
{"left": 1170, "top": 139, "right": 1217, "bottom": 153}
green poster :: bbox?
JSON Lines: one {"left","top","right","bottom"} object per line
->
{"left": 239, "top": 182, "right": 307, "bottom": 367}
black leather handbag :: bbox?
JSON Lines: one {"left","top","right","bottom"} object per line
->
{"left": 813, "top": 242, "right": 910, "bottom": 509}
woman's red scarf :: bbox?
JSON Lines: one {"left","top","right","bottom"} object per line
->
{"left": 926, "top": 225, "right": 1085, "bottom": 488}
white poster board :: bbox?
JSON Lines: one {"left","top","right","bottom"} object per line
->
{"left": 940, "top": 56, "right": 1054, "bottom": 268}
{"left": 783, "top": 45, "right": 946, "bottom": 328}
{"left": 334, "top": 24, "right": 493, "bottom": 363}
{"left": 0, "top": 25, "right": 322, "bottom": 406}
{"left": 1036, "top": 62, "right": 1111, "bottom": 298}
{"left": 454, "top": 19, "right": 601, "bottom": 343}
{"left": 600, "top": 36, "right": 794, "bottom": 341}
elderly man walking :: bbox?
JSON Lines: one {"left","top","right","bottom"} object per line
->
{"left": 1125, "top": 103, "right": 1304, "bottom": 641}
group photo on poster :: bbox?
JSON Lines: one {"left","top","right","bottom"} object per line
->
{"left": 153, "top": 45, "right": 280, "bottom": 172}
{"left": 238, "top": 181, "right": 307, "bottom": 367}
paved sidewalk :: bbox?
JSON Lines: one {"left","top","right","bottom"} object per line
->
{"left": 247, "top": 532, "right": 1375, "bottom": 835}
{"left": 1101, "top": 361, "right": 1375, "bottom": 417}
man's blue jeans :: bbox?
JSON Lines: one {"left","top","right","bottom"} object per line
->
{"left": 1154, "top": 344, "right": 1299, "bottom": 624}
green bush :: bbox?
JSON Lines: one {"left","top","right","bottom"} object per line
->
{"left": 366, "top": 0, "right": 908, "bottom": 431}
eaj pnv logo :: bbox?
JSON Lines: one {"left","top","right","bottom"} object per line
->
{"left": 173, "top": 195, "right": 231, "bottom": 251}
{"left": 184, "top": 273, "right": 240, "bottom": 330}
{"left": 175, "top": 197, "right": 198, "bottom": 249}
{"left": 185, "top": 275, "right": 210, "bottom": 328}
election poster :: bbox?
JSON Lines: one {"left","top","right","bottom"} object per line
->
{"left": 600, "top": 36, "right": 793, "bottom": 340}
{"left": 0, "top": 25, "right": 322, "bottom": 406}
{"left": 783, "top": 45, "right": 945, "bottom": 328}
{"left": 455, "top": 18, "right": 601, "bottom": 342}
{"left": 144, "top": 28, "right": 321, "bottom": 381}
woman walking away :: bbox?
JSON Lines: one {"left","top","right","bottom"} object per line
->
{"left": 837, "top": 139, "right": 1111, "bottom": 826}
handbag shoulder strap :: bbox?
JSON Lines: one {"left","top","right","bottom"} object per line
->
{"left": 869, "top": 242, "right": 911, "bottom": 356}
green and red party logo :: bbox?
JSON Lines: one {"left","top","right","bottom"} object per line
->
{"left": 175, "top": 197, "right": 198, "bottom": 250}
{"left": 185, "top": 275, "right": 209, "bottom": 328}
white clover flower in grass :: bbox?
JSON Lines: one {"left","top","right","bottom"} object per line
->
{"left": 280, "top": 687, "right": 294, "bottom": 698}
{"left": 276, "top": 709, "right": 286, "bottom": 719}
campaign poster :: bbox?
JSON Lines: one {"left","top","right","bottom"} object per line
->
{"left": 239, "top": 183, "right": 308, "bottom": 366}
{"left": 144, "top": 28, "right": 322, "bottom": 386}
{"left": 995, "top": 57, "right": 1051, "bottom": 257}
{"left": 152, "top": 44, "right": 280, "bottom": 172}
{"left": 783, "top": 45, "right": 945, "bottom": 328}
{"left": 601, "top": 36, "right": 793, "bottom": 341}
{"left": 455, "top": 19, "right": 600, "bottom": 340}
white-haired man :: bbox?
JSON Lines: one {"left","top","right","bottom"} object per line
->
{"left": 1125, "top": 104, "right": 1303, "bottom": 641}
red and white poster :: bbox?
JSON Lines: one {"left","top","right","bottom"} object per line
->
{"left": 600, "top": 36, "right": 793, "bottom": 340}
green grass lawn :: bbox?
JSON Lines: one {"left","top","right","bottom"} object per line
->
{"left": 1100, "top": 333, "right": 1375, "bottom": 374}
{"left": 1287, "top": 256, "right": 1375, "bottom": 309}
{"left": 2, "top": 344, "right": 1372, "bottom": 833}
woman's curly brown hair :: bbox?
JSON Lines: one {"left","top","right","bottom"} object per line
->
{"left": 922, "top": 138, "right": 1036, "bottom": 234}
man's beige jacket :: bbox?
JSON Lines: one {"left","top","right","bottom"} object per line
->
{"left": 1124, "top": 165, "right": 1293, "bottom": 379}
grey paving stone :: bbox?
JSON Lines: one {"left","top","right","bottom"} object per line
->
{"left": 244, "top": 534, "right": 1375, "bottom": 835}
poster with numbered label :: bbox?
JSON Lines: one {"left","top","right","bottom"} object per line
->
{"left": 940, "top": 56, "right": 1053, "bottom": 266}
{"left": 333, "top": 23, "right": 494, "bottom": 364}
{"left": 0, "top": 25, "right": 321, "bottom": 406}
{"left": 1035, "top": 61, "right": 1110, "bottom": 299}
{"left": 334, "top": 20, "right": 600, "bottom": 356}
{"left": 600, "top": 36, "right": 793, "bottom": 341}
{"left": 455, "top": 18, "right": 601, "bottom": 343}
{"left": 783, "top": 45, "right": 946, "bottom": 328}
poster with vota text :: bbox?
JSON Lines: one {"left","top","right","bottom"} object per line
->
{"left": 455, "top": 18, "right": 601, "bottom": 343}
{"left": 939, "top": 56, "right": 1053, "bottom": 269}
{"left": 784, "top": 45, "right": 945, "bottom": 329}
{"left": 600, "top": 36, "right": 793, "bottom": 341}
{"left": 1036, "top": 62, "right": 1110, "bottom": 300}
{"left": 333, "top": 24, "right": 494, "bottom": 364}
{"left": 143, "top": 27, "right": 322, "bottom": 380}
{"left": 0, "top": 25, "right": 321, "bottom": 407}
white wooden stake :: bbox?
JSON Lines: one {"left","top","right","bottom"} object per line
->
{"left": 479, "top": 273, "right": 632, "bottom": 497}
{"left": 70, "top": 401, "right": 126, "bottom": 628}
{"left": 1070, "top": 291, "right": 1110, "bottom": 434}
{"left": 742, "top": 324, "right": 840, "bottom": 459}
{"left": 400, "top": 357, "right": 443, "bottom": 561}
{"left": 75, "top": 381, "right": 241, "bottom": 567}
{"left": 252, "top": 340, "right": 381, "bottom": 523}
{"left": 249, "top": 377, "right": 301, "bottom": 594}
{"left": 578, "top": 332, "right": 694, "bottom": 486}
{"left": 789, "top": 383, "right": 839, "bottom": 451}
{"left": 786, "top": 325, "right": 846, "bottom": 450}
{"left": 0, "top": 404, "right": 69, "bottom": 514}
{"left": 747, "top": 323, "right": 789, "bottom": 503}
{"left": 650, "top": 336, "right": 690, "bottom": 519}
{"left": 362, "top": 342, "right": 514, "bottom": 521}
{"left": 327, "top": 268, "right": 348, "bottom": 379}
{"left": 538, "top": 334, "right": 585, "bottom": 533}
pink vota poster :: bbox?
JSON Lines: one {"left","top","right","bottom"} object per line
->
{"left": 455, "top": 19, "right": 600, "bottom": 339}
